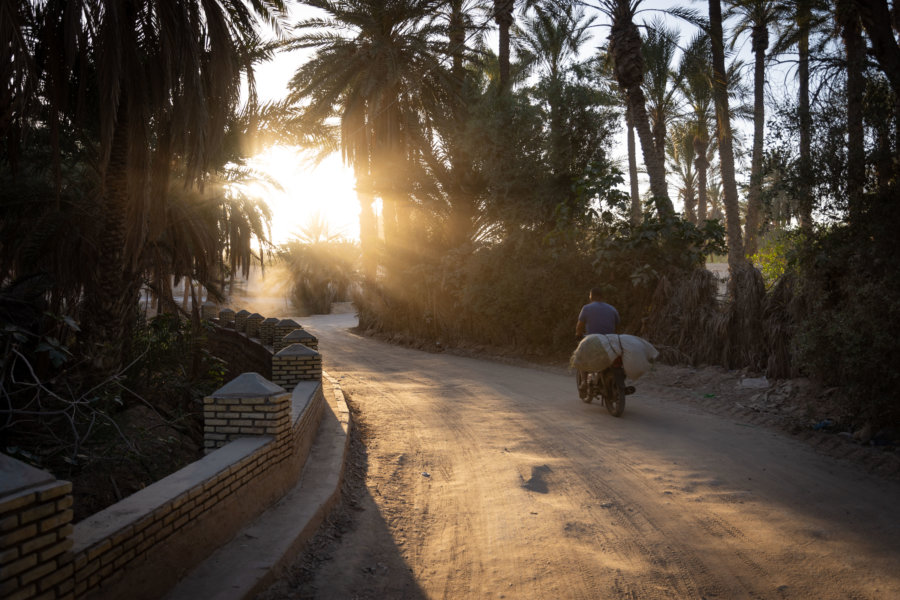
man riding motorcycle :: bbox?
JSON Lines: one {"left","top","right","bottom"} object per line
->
{"left": 575, "top": 287, "right": 620, "bottom": 400}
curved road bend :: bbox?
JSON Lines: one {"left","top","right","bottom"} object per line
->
{"left": 291, "top": 312, "right": 900, "bottom": 599}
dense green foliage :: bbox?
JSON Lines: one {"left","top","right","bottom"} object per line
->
{"left": 792, "top": 194, "right": 900, "bottom": 427}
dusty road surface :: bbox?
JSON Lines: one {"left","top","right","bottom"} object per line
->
{"left": 261, "top": 312, "right": 900, "bottom": 600}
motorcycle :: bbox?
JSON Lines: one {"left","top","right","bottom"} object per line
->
{"left": 577, "top": 356, "right": 635, "bottom": 417}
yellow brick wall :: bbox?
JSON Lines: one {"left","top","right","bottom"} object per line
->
{"left": 0, "top": 480, "right": 74, "bottom": 600}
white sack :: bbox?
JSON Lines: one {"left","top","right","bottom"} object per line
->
{"left": 619, "top": 334, "right": 659, "bottom": 380}
{"left": 570, "top": 334, "right": 616, "bottom": 372}
{"left": 570, "top": 334, "right": 659, "bottom": 381}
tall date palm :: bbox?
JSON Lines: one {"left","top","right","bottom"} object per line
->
{"left": 678, "top": 33, "right": 716, "bottom": 223}
{"left": 287, "top": 0, "right": 453, "bottom": 283}
{"left": 42, "top": 0, "right": 284, "bottom": 372}
{"left": 597, "top": 0, "right": 675, "bottom": 218}
{"left": 725, "top": 0, "right": 781, "bottom": 256}
{"left": 709, "top": 0, "right": 748, "bottom": 280}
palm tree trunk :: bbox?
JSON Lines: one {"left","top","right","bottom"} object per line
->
{"left": 626, "top": 87, "right": 674, "bottom": 217}
{"left": 797, "top": 0, "right": 813, "bottom": 230}
{"left": 626, "top": 105, "right": 641, "bottom": 225}
{"left": 745, "top": 24, "right": 768, "bottom": 257}
{"left": 182, "top": 277, "right": 190, "bottom": 311}
{"left": 855, "top": 0, "right": 900, "bottom": 98}
{"left": 356, "top": 175, "right": 378, "bottom": 283}
{"left": 80, "top": 97, "right": 138, "bottom": 374}
{"left": 684, "top": 186, "right": 697, "bottom": 224}
{"left": 709, "top": 0, "right": 747, "bottom": 284}
{"left": 494, "top": 0, "right": 515, "bottom": 91}
{"left": 448, "top": 0, "right": 476, "bottom": 247}
{"left": 608, "top": 4, "right": 674, "bottom": 219}
{"left": 838, "top": 0, "right": 866, "bottom": 221}
{"left": 694, "top": 135, "right": 709, "bottom": 222}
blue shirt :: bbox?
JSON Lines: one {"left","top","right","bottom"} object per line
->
{"left": 578, "top": 301, "right": 619, "bottom": 335}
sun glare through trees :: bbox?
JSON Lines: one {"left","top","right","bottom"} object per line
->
{"left": 2, "top": 3, "right": 900, "bottom": 589}
{"left": 245, "top": 146, "right": 360, "bottom": 244}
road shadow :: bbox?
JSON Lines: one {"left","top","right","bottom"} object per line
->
{"left": 522, "top": 464, "right": 552, "bottom": 494}
{"left": 255, "top": 397, "right": 426, "bottom": 600}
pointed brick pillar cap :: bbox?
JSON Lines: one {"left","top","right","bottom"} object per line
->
{"left": 262, "top": 317, "right": 279, "bottom": 324}
{"left": 284, "top": 328, "right": 317, "bottom": 342}
{"left": 236, "top": 309, "right": 251, "bottom": 317}
{"left": 219, "top": 308, "right": 235, "bottom": 315}
{"left": 275, "top": 344, "right": 320, "bottom": 357}
{"left": 248, "top": 312, "right": 263, "bottom": 319}
{"left": 210, "top": 372, "right": 286, "bottom": 398}
{"left": 276, "top": 318, "right": 300, "bottom": 327}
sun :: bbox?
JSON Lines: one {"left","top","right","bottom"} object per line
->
{"left": 246, "top": 145, "right": 360, "bottom": 245}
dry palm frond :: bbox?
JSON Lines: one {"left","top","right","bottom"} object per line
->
{"left": 646, "top": 268, "right": 721, "bottom": 365}
{"left": 764, "top": 270, "right": 802, "bottom": 379}
{"left": 721, "top": 262, "right": 767, "bottom": 369}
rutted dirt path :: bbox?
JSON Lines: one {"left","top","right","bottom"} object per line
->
{"left": 260, "top": 312, "right": 900, "bottom": 600}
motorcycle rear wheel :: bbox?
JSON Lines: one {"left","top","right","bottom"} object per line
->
{"left": 604, "top": 368, "right": 626, "bottom": 417}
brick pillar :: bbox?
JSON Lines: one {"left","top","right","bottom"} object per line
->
{"left": 201, "top": 301, "right": 217, "bottom": 320}
{"left": 202, "top": 373, "right": 291, "bottom": 453}
{"left": 245, "top": 313, "right": 264, "bottom": 339}
{"left": 282, "top": 328, "right": 318, "bottom": 351}
{"left": 218, "top": 308, "right": 235, "bottom": 328}
{"left": 259, "top": 318, "right": 279, "bottom": 346}
{"left": 234, "top": 310, "right": 251, "bottom": 334}
{"left": 273, "top": 319, "right": 300, "bottom": 353}
{"left": 0, "top": 455, "right": 74, "bottom": 600}
{"left": 272, "top": 344, "right": 322, "bottom": 392}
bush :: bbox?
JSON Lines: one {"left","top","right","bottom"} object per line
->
{"left": 792, "top": 194, "right": 900, "bottom": 429}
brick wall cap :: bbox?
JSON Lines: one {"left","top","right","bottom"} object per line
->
{"left": 247, "top": 313, "right": 263, "bottom": 319}
{"left": 275, "top": 319, "right": 300, "bottom": 327}
{"left": 261, "top": 317, "right": 279, "bottom": 324}
{"left": 209, "top": 373, "right": 286, "bottom": 398}
{"left": 0, "top": 454, "right": 56, "bottom": 498}
{"left": 236, "top": 310, "right": 251, "bottom": 317}
{"left": 283, "top": 328, "right": 317, "bottom": 343}
{"left": 274, "top": 344, "right": 320, "bottom": 357}
{"left": 219, "top": 308, "right": 235, "bottom": 314}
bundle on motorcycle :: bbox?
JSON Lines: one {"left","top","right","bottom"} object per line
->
{"left": 570, "top": 334, "right": 659, "bottom": 417}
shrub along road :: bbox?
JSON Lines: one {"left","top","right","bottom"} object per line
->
{"left": 260, "top": 312, "right": 900, "bottom": 600}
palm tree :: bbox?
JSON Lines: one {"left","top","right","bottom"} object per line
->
{"left": 678, "top": 33, "right": 716, "bottom": 223}
{"left": 708, "top": 0, "right": 748, "bottom": 280}
{"left": 518, "top": 3, "right": 597, "bottom": 186}
{"left": 641, "top": 17, "right": 682, "bottom": 176}
{"left": 287, "top": 0, "right": 454, "bottom": 283}
{"left": 28, "top": 0, "right": 285, "bottom": 373}
{"left": 725, "top": 0, "right": 781, "bottom": 256}
{"left": 796, "top": 0, "right": 814, "bottom": 231}
{"left": 598, "top": 0, "right": 675, "bottom": 218}
{"left": 442, "top": 0, "right": 489, "bottom": 249}
{"left": 495, "top": 0, "right": 517, "bottom": 90}
{"left": 594, "top": 49, "right": 642, "bottom": 223}
{"left": 769, "top": 0, "right": 830, "bottom": 229}
{"left": 836, "top": 0, "right": 866, "bottom": 218}
{"left": 666, "top": 121, "right": 699, "bottom": 223}
{"left": 626, "top": 104, "right": 643, "bottom": 224}
{"left": 855, "top": 0, "right": 900, "bottom": 106}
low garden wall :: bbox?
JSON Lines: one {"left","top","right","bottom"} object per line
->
{"left": 0, "top": 308, "right": 323, "bottom": 600}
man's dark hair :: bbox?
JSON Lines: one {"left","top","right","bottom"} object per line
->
{"left": 589, "top": 286, "right": 603, "bottom": 300}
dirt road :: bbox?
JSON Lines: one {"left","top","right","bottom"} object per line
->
{"left": 262, "top": 312, "right": 900, "bottom": 599}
